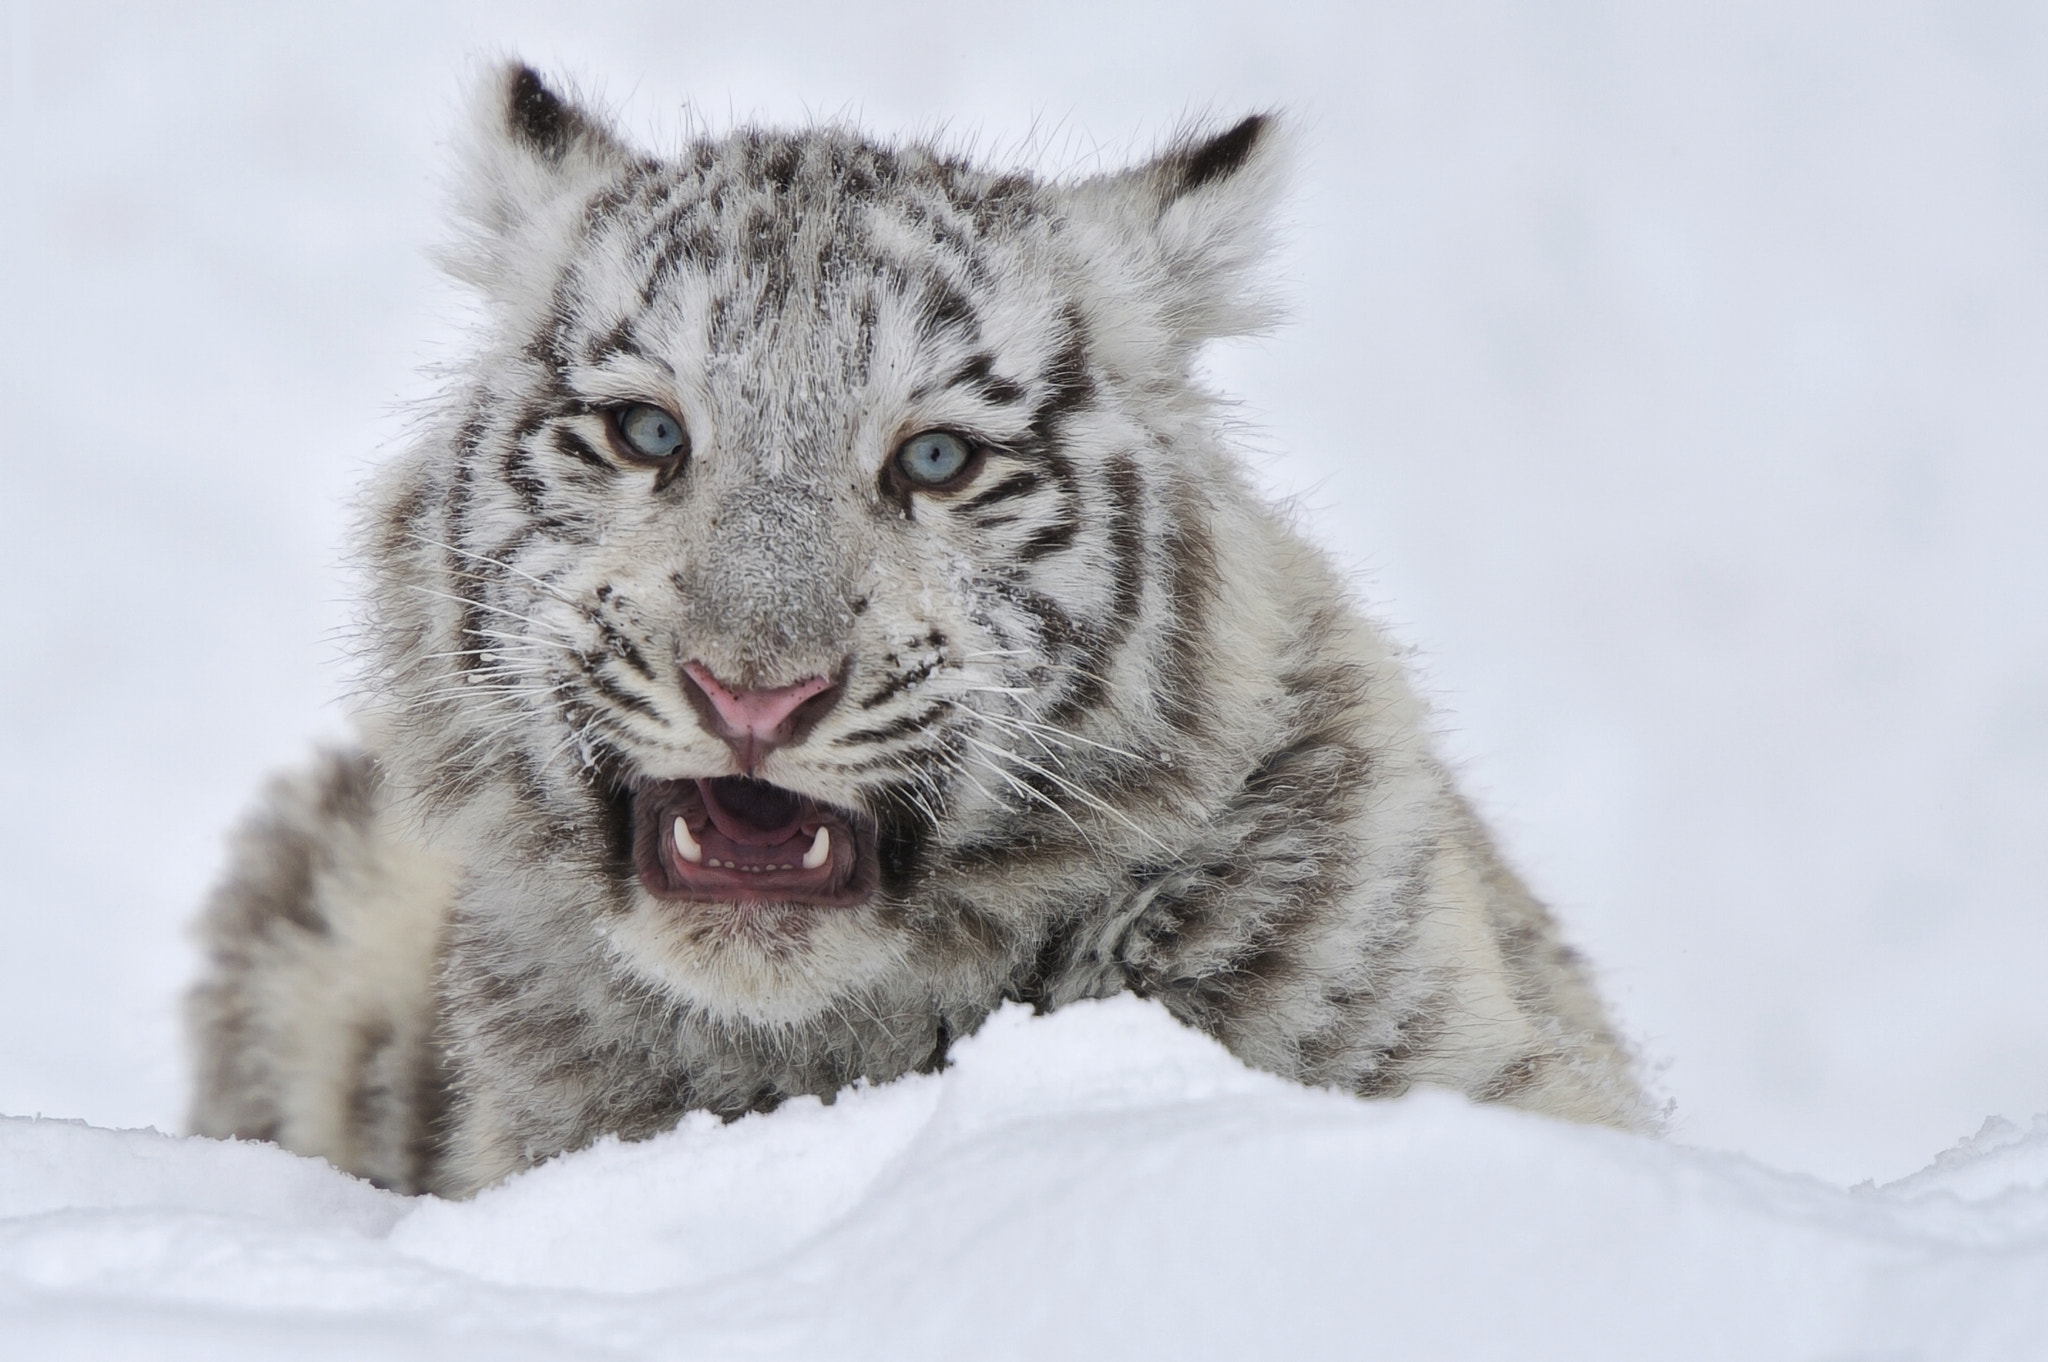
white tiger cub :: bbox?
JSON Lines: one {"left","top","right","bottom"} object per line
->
{"left": 188, "top": 64, "right": 1650, "bottom": 1197}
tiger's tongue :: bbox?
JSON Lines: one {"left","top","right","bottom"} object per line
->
{"left": 698, "top": 777, "right": 807, "bottom": 845}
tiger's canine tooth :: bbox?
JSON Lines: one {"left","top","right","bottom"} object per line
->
{"left": 801, "top": 826, "right": 830, "bottom": 870}
{"left": 672, "top": 816, "right": 703, "bottom": 864}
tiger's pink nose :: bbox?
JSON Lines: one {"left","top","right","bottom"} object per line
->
{"left": 681, "top": 663, "right": 840, "bottom": 771}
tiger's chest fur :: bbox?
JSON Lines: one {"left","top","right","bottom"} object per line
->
{"left": 187, "top": 65, "right": 1648, "bottom": 1197}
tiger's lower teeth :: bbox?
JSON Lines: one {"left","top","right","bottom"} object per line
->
{"left": 673, "top": 821, "right": 831, "bottom": 878}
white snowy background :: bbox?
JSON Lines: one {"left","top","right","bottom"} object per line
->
{"left": 1, "top": 1, "right": 2044, "bottom": 1356}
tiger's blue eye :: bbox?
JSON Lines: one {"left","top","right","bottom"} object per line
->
{"left": 895, "top": 430, "right": 975, "bottom": 487}
{"left": 616, "top": 403, "right": 687, "bottom": 461}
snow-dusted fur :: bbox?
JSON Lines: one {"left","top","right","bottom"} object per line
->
{"left": 188, "top": 64, "right": 1649, "bottom": 1197}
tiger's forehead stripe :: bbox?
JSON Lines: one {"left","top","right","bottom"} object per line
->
{"left": 614, "top": 130, "right": 1026, "bottom": 314}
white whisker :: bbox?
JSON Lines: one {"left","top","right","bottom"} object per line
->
{"left": 401, "top": 582, "right": 571, "bottom": 634}
{"left": 971, "top": 707, "right": 1147, "bottom": 763}
{"left": 964, "top": 748, "right": 1098, "bottom": 849}
{"left": 408, "top": 533, "right": 582, "bottom": 605}
{"left": 956, "top": 729, "right": 1170, "bottom": 852}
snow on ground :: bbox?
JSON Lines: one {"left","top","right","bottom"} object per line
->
{"left": 2, "top": 999, "right": 2044, "bottom": 1361}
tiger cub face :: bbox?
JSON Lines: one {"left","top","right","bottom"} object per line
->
{"left": 372, "top": 68, "right": 1283, "bottom": 1023}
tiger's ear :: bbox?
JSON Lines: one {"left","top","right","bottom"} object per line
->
{"left": 1067, "top": 114, "right": 1290, "bottom": 349}
{"left": 450, "top": 63, "right": 631, "bottom": 285}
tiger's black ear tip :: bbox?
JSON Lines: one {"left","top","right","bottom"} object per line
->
{"left": 1178, "top": 113, "right": 1274, "bottom": 194}
{"left": 504, "top": 63, "right": 579, "bottom": 158}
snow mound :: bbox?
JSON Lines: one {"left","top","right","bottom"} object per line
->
{"left": 2, "top": 997, "right": 2043, "bottom": 1360}
{"left": 1883, "top": 1113, "right": 2048, "bottom": 1203}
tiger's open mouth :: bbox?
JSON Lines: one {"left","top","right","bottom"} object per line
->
{"left": 631, "top": 776, "right": 878, "bottom": 907}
